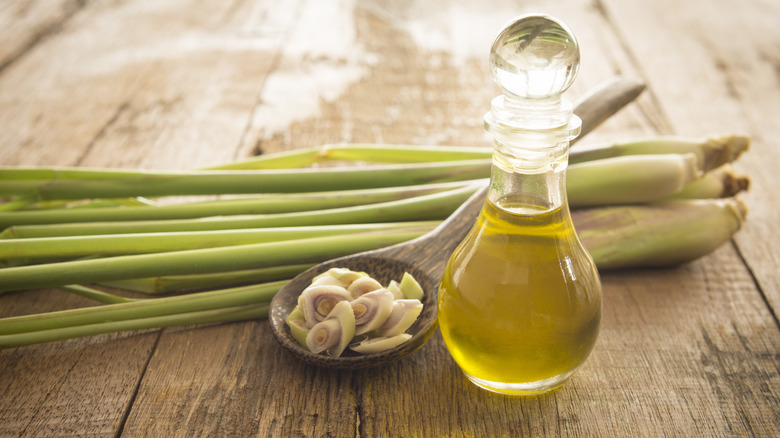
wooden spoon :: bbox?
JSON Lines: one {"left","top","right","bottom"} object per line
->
{"left": 269, "top": 182, "right": 489, "bottom": 369}
{"left": 269, "top": 76, "right": 645, "bottom": 369}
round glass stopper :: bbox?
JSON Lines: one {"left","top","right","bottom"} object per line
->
{"left": 489, "top": 15, "right": 580, "bottom": 101}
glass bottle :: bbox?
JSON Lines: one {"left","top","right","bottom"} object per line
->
{"left": 437, "top": 14, "right": 602, "bottom": 396}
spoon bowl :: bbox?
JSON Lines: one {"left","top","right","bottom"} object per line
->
{"left": 269, "top": 183, "right": 488, "bottom": 369}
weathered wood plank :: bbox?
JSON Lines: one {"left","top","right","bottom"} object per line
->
{"left": 121, "top": 322, "right": 359, "bottom": 437}
{"left": 601, "top": 0, "right": 780, "bottom": 322}
{"left": 0, "top": 0, "right": 86, "bottom": 74}
{"left": 0, "top": 0, "right": 282, "bottom": 169}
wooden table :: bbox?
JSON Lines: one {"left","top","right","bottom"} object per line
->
{"left": 1, "top": 0, "right": 779, "bottom": 436}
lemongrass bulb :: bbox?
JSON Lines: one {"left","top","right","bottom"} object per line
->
{"left": 349, "top": 333, "right": 412, "bottom": 354}
{"left": 377, "top": 299, "right": 423, "bottom": 337}
{"left": 386, "top": 280, "right": 404, "bottom": 299}
{"left": 351, "top": 289, "right": 395, "bottom": 335}
{"left": 298, "top": 284, "right": 351, "bottom": 328}
{"left": 304, "top": 300, "right": 355, "bottom": 357}
{"left": 347, "top": 276, "right": 383, "bottom": 298}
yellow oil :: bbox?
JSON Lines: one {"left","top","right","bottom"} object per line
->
{"left": 438, "top": 195, "right": 602, "bottom": 395}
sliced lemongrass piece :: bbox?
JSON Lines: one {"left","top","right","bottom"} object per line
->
{"left": 377, "top": 299, "right": 423, "bottom": 337}
{"left": 386, "top": 280, "right": 404, "bottom": 299}
{"left": 310, "top": 274, "right": 347, "bottom": 288}
{"left": 285, "top": 306, "right": 309, "bottom": 347}
{"left": 305, "top": 300, "right": 355, "bottom": 357}
{"left": 298, "top": 285, "right": 351, "bottom": 328}
{"left": 349, "top": 334, "right": 413, "bottom": 354}
{"left": 399, "top": 272, "right": 424, "bottom": 300}
{"left": 351, "top": 289, "right": 395, "bottom": 336}
{"left": 347, "top": 276, "right": 383, "bottom": 299}
{"left": 313, "top": 267, "right": 367, "bottom": 288}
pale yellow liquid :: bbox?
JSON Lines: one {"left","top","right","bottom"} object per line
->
{"left": 438, "top": 196, "right": 602, "bottom": 395}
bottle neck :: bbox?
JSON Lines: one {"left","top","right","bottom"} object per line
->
{"left": 488, "top": 138, "right": 569, "bottom": 214}
{"left": 483, "top": 94, "right": 580, "bottom": 215}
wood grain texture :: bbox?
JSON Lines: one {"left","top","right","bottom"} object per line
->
{"left": 0, "top": 0, "right": 778, "bottom": 436}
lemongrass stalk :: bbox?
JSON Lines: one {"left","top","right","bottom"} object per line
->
{"left": 0, "top": 167, "right": 149, "bottom": 180}
{"left": 665, "top": 166, "right": 750, "bottom": 200}
{"left": 0, "top": 196, "right": 35, "bottom": 212}
{"left": 101, "top": 264, "right": 313, "bottom": 294}
{"left": 0, "top": 227, "right": 429, "bottom": 293}
{"left": 574, "top": 198, "right": 747, "bottom": 269}
{"left": 207, "top": 144, "right": 492, "bottom": 170}
{"left": 0, "top": 182, "right": 469, "bottom": 227}
{"left": 570, "top": 134, "right": 749, "bottom": 171}
{"left": 0, "top": 221, "right": 439, "bottom": 260}
{"left": 0, "top": 281, "right": 283, "bottom": 335}
{"left": 567, "top": 153, "right": 702, "bottom": 207}
{"left": 1, "top": 183, "right": 479, "bottom": 238}
{"left": 58, "top": 285, "right": 138, "bottom": 304}
{"left": 70, "top": 197, "right": 156, "bottom": 208}
{"left": 0, "top": 159, "right": 491, "bottom": 200}
{"left": 0, "top": 303, "right": 269, "bottom": 349}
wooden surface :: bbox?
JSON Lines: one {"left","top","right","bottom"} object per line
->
{"left": 1, "top": 0, "right": 779, "bottom": 436}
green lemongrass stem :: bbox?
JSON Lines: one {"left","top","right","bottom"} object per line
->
{"left": 1, "top": 183, "right": 479, "bottom": 238}
{"left": 0, "top": 227, "right": 429, "bottom": 293}
{"left": 574, "top": 198, "right": 747, "bottom": 269}
{"left": 665, "top": 166, "right": 750, "bottom": 200}
{"left": 0, "top": 196, "right": 35, "bottom": 212}
{"left": 0, "top": 303, "right": 269, "bottom": 349}
{"left": 570, "top": 134, "right": 750, "bottom": 171}
{"left": 0, "top": 159, "right": 492, "bottom": 200}
{"left": 567, "top": 153, "right": 702, "bottom": 207}
{"left": 0, "top": 281, "right": 283, "bottom": 335}
{"left": 59, "top": 284, "right": 138, "bottom": 304}
{"left": 207, "top": 144, "right": 493, "bottom": 170}
{"left": 0, "top": 182, "right": 469, "bottom": 227}
{"left": 0, "top": 221, "right": 439, "bottom": 260}
{"left": 101, "top": 264, "right": 313, "bottom": 294}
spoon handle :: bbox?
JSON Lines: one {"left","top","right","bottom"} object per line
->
{"left": 382, "top": 181, "right": 489, "bottom": 280}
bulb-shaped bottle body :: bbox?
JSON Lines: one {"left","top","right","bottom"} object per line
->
{"left": 438, "top": 145, "right": 602, "bottom": 396}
